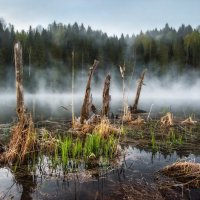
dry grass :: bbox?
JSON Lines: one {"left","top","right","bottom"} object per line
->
{"left": 122, "top": 101, "right": 146, "bottom": 125}
{"left": 131, "top": 116, "right": 146, "bottom": 125}
{"left": 71, "top": 115, "right": 120, "bottom": 137}
{"left": 94, "top": 117, "right": 120, "bottom": 137}
{"left": 3, "top": 113, "right": 36, "bottom": 163}
{"left": 181, "top": 117, "right": 197, "bottom": 125}
{"left": 40, "top": 129, "right": 59, "bottom": 152}
{"left": 160, "top": 112, "right": 174, "bottom": 127}
{"left": 71, "top": 116, "right": 95, "bottom": 135}
{"left": 161, "top": 161, "right": 200, "bottom": 188}
{"left": 122, "top": 104, "right": 132, "bottom": 122}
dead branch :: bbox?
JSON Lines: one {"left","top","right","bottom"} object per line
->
{"left": 80, "top": 60, "right": 99, "bottom": 124}
{"left": 60, "top": 106, "right": 70, "bottom": 111}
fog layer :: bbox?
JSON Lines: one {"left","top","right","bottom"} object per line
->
{"left": 0, "top": 69, "right": 199, "bottom": 123}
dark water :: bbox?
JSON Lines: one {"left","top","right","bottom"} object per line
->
{"left": 0, "top": 145, "right": 200, "bottom": 200}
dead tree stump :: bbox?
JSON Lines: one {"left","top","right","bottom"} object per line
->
{"left": 15, "top": 42, "right": 25, "bottom": 120}
{"left": 102, "top": 74, "right": 111, "bottom": 117}
{"left": 80, "top": 60, "right": 99, "bottom": 124}
{"left": 3, "top": 42, "right": 36, "bottom": 163}
{"left": 132, "top": 69, "right": 147, "bottom": 113}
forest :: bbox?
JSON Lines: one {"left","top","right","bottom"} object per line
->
{"left": 0, "top": 18, "right": 200, "bottom": 91}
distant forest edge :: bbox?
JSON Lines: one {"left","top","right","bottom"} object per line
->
{"left": 0, "top": 18, "right": 200, "bottom": 90}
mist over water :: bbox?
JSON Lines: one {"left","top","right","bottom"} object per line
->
{"left": 0, "top": 69, "right": 200, "bottom": 123}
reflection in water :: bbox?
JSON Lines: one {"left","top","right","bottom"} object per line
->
{"left": 0, "top": 145, "right": 200, "bottom": 200}
{"left": 0, "top": 162, "right": 37, "bottom": 200}
{"left": 0, "top": 168, "right": 21, "bottom": 199}
{"left": 13, "top": 165, "right": 37, "bottom": 200}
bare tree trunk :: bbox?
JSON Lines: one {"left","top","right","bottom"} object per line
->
{"left": 80, "top": 60, "right": 99, "bottom": 124}
{"left": 132, "top": 69, "right": 147, "bottom": 113}
{"left": 3, "top": 42, "right": 35, "bottom": 163}
{"left": 14, "top": 42, "right": 25, "bottom": 120}
{"left": 71, "top": 51, "right": 75, "bottom": 125}
{"left": 102, "top": 74, "right": 111, "bottom": 117}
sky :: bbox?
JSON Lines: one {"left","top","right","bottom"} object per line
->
{"left": 0, "top": 0, "right": 200, "bottom": 36}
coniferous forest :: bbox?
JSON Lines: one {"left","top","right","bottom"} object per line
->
{"left": 0, "top": 18, "right": 200, "bottom": 90}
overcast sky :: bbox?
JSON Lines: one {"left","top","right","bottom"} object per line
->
{"left": 0, "top": 0, "right": 200, "bottom": 36}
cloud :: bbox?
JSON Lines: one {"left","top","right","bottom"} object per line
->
{"left": 0, "top": 0, "right": 200, "bottom": 36}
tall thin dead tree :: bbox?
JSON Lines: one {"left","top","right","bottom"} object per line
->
{"left": 102, "top": 74, "right": 111, "bottom": 117}
{"left": 4, "top": 42, "right": 36, "bottom": 163}
{"left": 132, "top": 69, "right": 147, "bottom": 113}
{"left": 71, "top": 51, "right": 75, "bottom": 126}
{"left": 119, "top": 64, "right": 126, "bottom": 117}
{"left": 80, "top": 60, "right": 99, "bottom": 124}
{"left": 15, "top": 42, "right": 25, "bottom": 120}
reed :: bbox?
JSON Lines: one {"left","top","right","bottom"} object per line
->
{"left": 72, "top": 138, "right": 82, "bottom": 159}
{"left": 60, "top": 136, "right": 72, "bottom": 165}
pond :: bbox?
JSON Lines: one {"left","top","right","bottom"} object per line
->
{"left": 1, "top": 140, "right": 200, "bottom": 200}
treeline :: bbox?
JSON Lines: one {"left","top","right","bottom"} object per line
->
{"left": 0, "top": 18, "right": 200, "bottom": 90}
{"left": 134, "top": 24, "right": 200, "bottom": 71}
